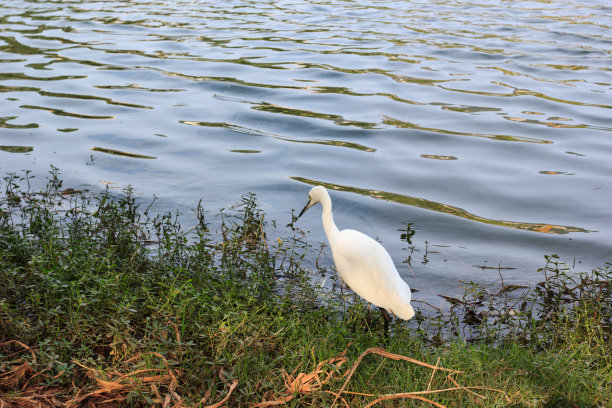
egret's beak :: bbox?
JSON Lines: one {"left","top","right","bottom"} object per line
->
{"left": 297, "top": 198, "right": 314, "bottom": 219}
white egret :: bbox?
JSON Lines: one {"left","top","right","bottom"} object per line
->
{"left": 296, "top": 186, "right": 414, "bottom": 326}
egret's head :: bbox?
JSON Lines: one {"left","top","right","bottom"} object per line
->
{"left": 297, "top": 186, "right": 328, "bottom": 219}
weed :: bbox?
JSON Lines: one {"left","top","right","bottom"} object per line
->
{"left": 0, "top": 169, "right": 610, "bottom": 407}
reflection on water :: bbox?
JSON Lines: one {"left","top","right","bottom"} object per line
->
{"left": 253, "top": 102, "right": 379, "bottom": 129}
{"left": 421, "top": 154, "right": 457, "bottom": 161}
{"left": 20, "top": 104, "right": 115, "bottom": 120}
{"left": 0, "top": 145, "right": 33, "bottom": 153}
{"left": 90, "top": 147, "right": 156, "bottom": 160}
{"left": 382, "top": 116, "right": 553, "bottom": 144}
{"left": 291, "top": 176, "right": 589, "bottom": 235}
{"left": 180, "top": 120, "right": 376, "bottom": 152}
{"left": 230, "top": 149, "right": 261, "bottom": 154}
{"left": 1, "top": 0, "right": 611, "bottom": 297}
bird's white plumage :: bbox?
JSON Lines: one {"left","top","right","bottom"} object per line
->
{"left": 297, "top": 186, "right": 414, "bottom": 320}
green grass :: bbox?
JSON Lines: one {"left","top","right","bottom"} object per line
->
{"left": 0, "top": 169, "right": 610, "bottom": 407}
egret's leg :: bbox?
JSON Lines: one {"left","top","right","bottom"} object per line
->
{"left": 380, "top": 308, "right": 391, "bottom": 334}
{"left": 364, "top": 303, "right": 373, "bottom": 332}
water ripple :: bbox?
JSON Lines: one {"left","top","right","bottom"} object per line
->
{"left": 1, "top": 0, "right": 611, "bottom": 287}
{"left": 291, "top": 176, "right": 589, "bottom": 235}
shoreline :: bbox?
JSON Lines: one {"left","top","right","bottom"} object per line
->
{"left": 1, "top": 171, "right": 610, "bottom": 407}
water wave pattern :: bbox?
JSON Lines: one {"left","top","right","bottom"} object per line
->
{"left": 1, "top": 0, "right": 611, "bottom": 284}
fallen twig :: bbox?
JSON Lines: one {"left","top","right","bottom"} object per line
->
{"left": 0, "top": 340, "right": 37, "bottom": 364}
{"left": 427, "top": 357, "right": 441, "bottom": 391}
{"left": 253, "top": 355, "right": 348, "bottom": 407}
{"left": 364, "top": 393, "right": 447, "bottom": 408}
{"left": 203, "top": 379, "right": 238, "bottom": 408}
{"left": 330, "top": 347, "right": 460, "bottom": 408}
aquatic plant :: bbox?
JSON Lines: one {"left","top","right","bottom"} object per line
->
{"left": 0, "top": 169, "right": 609, "bottom": 407}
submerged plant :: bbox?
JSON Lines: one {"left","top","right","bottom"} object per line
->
{"left": 431, "top": 254, "right": 611, "bottom": 355}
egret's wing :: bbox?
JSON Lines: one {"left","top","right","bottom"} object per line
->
{"left": 330, "top": 229, "right": 403, "bottom": 308}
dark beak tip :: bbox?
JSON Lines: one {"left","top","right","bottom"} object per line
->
{"left": 297, "top": 208, "right": 307, "bottom": 219}
{"left": 297, "top": 201, "right": 312, "bottom": 220}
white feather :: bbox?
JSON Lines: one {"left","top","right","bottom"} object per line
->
{"left": 298, "top": 186, "right": 414, "bottom": 320}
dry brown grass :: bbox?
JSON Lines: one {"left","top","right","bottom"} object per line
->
{"left": 1, "top": 339, "right": 513, "bottom": 408}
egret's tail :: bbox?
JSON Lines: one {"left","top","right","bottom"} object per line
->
{"left": 392, "top": 303, "right": 415, "bottom": 321}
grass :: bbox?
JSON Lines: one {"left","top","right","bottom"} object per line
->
{"left": 0, "top": 168, "right": 610, "bottom": 407}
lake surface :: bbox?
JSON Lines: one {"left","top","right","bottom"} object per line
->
{"left": 1, "top": 0, "right": 611, "bottom": 305}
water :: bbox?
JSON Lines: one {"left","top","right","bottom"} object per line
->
{"left": 1, "top": 0, "right": 611, "bottom": 305}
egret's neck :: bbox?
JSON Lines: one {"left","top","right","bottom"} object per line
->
{"left": 320, "top": 195, "right": 339, "bottom": 241}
